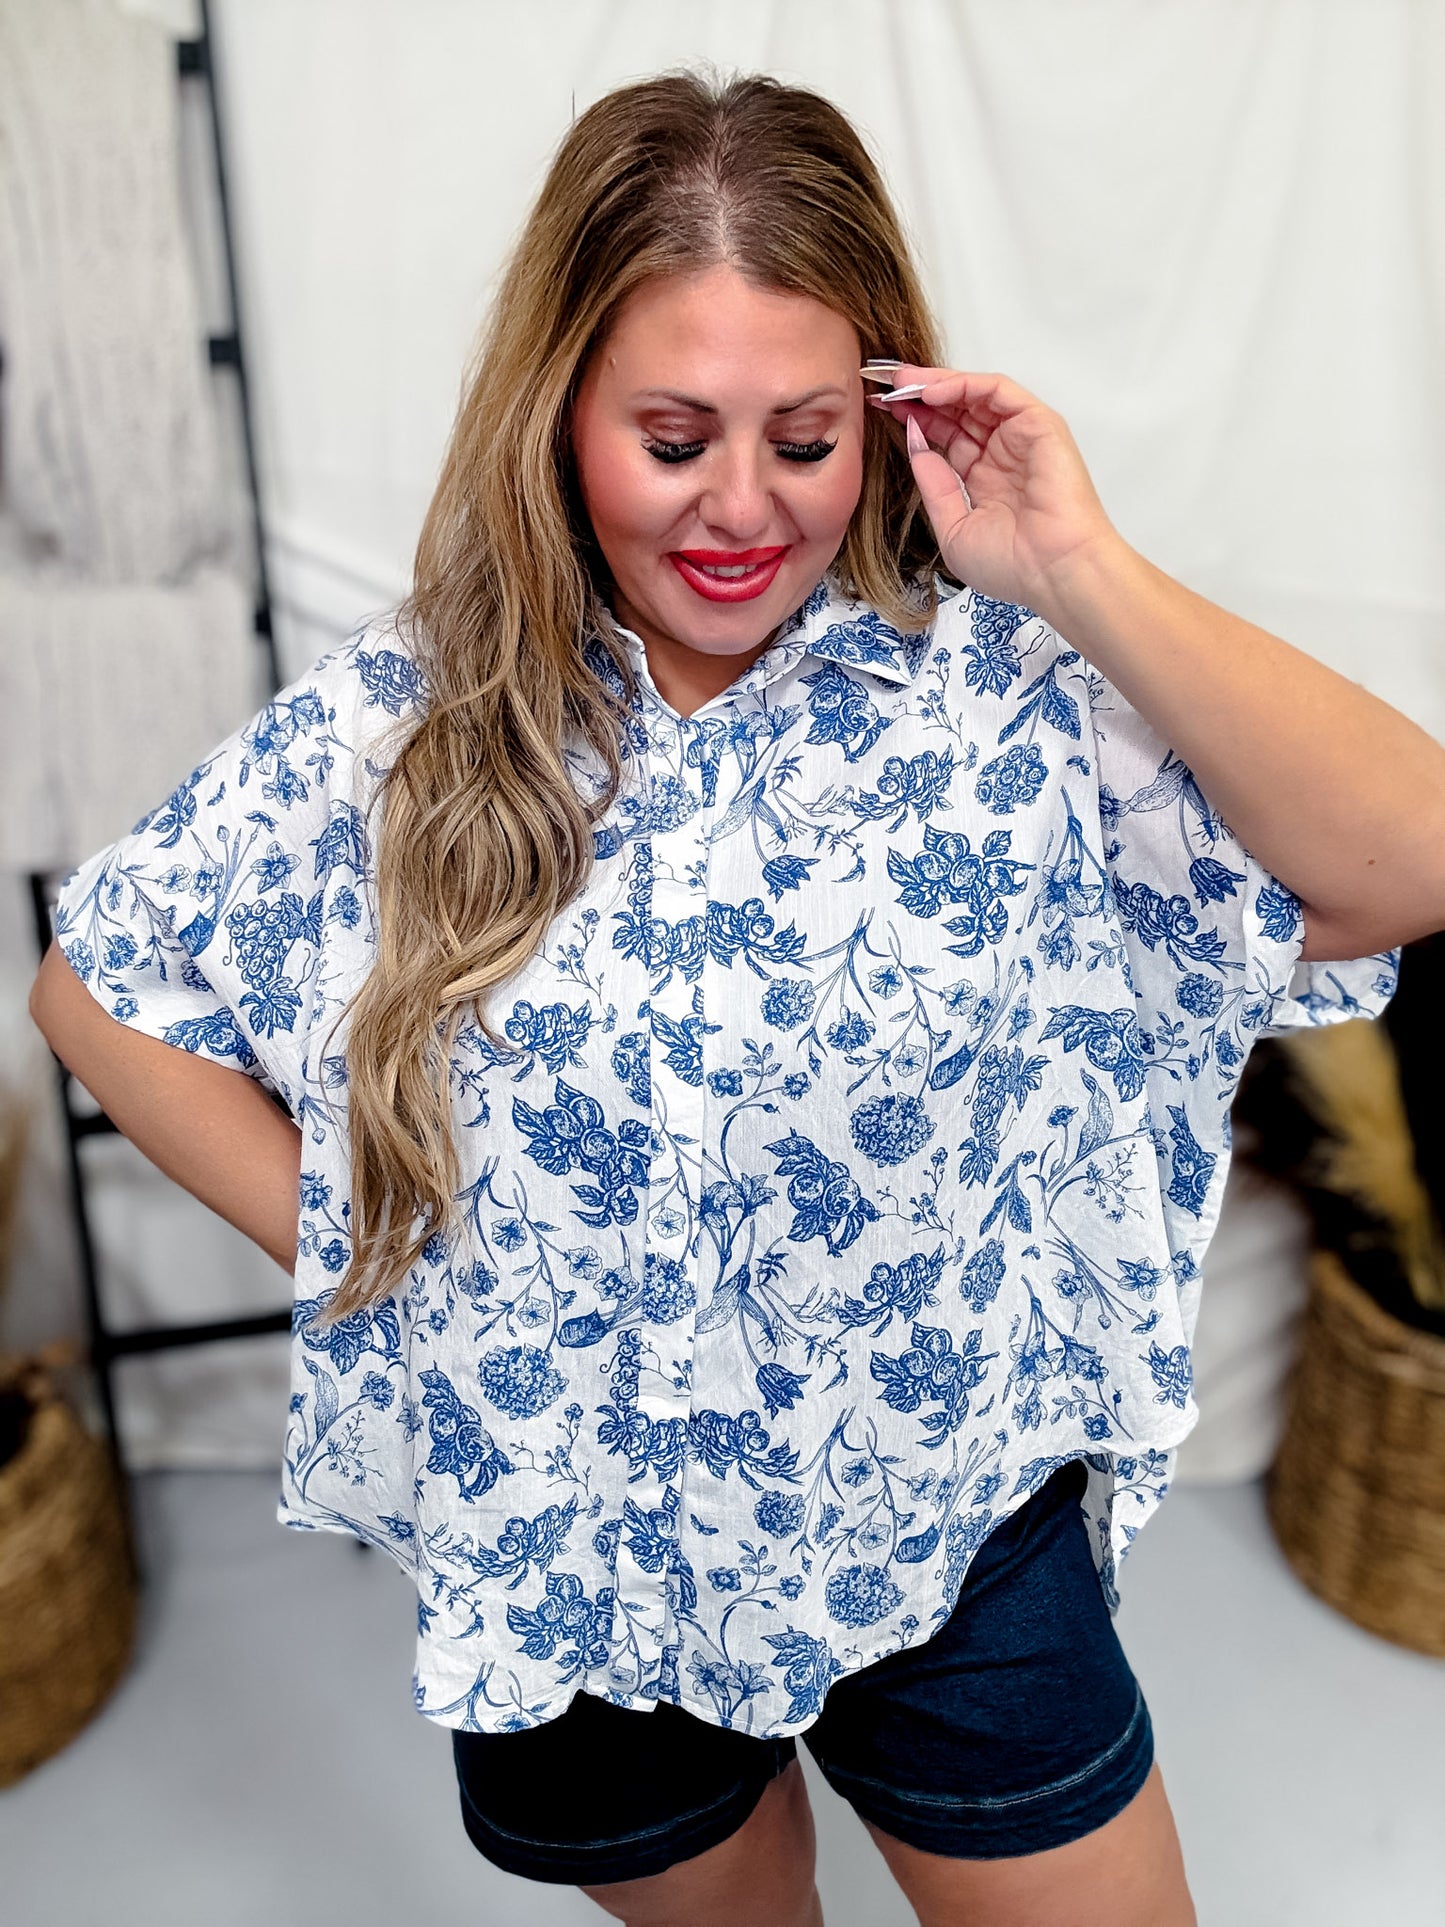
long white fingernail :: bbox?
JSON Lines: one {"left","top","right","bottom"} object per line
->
{"left": 875, "top": 383, "right": 927, "bottom": 402}
{"left": 906, "top": 415, "right": 928, "bottom": 458}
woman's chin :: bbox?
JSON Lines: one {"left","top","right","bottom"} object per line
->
{"left": 647, "top": 563, "right": 818, "bottom": 657}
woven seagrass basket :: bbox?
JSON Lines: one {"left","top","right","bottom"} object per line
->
{"left": 1266, "top": 1247, "right": 1445, "bottom": 1658}
{"left": 0, "top": 1351, "right": 138, "bottom": 1787}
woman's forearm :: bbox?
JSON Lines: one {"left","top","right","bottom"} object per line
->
{"left": 1036, "top": 535, "right": 1445, "bottom": 957}
{"left": 29, "top": 941, "right": 303, "bottom": 1276}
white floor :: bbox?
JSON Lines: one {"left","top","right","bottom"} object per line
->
{"left": 3, "top": 1470, "right": 1442, "bottom": 1927}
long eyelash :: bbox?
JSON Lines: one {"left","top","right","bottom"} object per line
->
{"left": 641, "top": 437, "right": 838, "bottom": 465}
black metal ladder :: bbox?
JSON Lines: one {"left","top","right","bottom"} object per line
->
{"left": 26, "top": 5, "right": 290, "bottom": 1508}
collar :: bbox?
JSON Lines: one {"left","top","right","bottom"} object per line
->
{"left": 597, "top": 570, "right": 940, "bottom": 705}
{"left": 789, "top": 573, "right": 936, "bottom": 688}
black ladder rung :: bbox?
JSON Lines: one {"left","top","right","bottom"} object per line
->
{"left": 176, "top": 37, "right": 207, "bottom": 77}
{"left": 104, "top": 1308, "right": 293, "bottom": 1359}
{"left": 208, "top": 331, "right": 241, "bottom": 368}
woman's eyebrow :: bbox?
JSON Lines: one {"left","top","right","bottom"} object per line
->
{"left": 634, "top": 386, "right": 848, "bottom": 414}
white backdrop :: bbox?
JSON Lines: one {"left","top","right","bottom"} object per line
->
{"left": 226, "top": 0, "right": 1445, "bottom": 716}
{"left": 4, "top": 0, "right": 1441, "bottom": 1470}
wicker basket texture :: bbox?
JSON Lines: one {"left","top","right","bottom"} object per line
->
{"left": 0, "top": 1371, "right": 137, "bottom": 1788}
{"left": 1267, "top": 1248, "right": 1445, "bottom": 1659}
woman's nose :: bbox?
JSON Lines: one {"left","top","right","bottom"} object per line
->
{"left": 696, "top": 443, "right": 774, "bottom": 539}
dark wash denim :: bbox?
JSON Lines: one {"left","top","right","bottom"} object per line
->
{"left": 451, "top": 1457, "right": 1154, "bottom": 1884}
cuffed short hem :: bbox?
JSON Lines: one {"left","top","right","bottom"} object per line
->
{"left": 454, "top": 1737, "right": 796, "bottom": 1886}
{"left": 807, "top": 1680, "right": 1154, "bottom": 1861}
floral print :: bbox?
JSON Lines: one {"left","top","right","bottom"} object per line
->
{"left": 52, "top": 572, "right": 1398, "bottom": 1737}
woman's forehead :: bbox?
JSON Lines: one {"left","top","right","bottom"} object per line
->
{"left": 593, "top": 265, "right": 859, "bottom": 390}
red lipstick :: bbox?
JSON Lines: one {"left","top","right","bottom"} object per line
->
{"left": 669, "top": 545, "right": 790, "bottom": 602}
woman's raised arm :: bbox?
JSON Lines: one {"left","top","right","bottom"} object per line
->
{"left": 872, "top": 365, "right": 1445, "bottom": 960}
{"left": 29, "top": 940, "right": 303, "bottom": 1277}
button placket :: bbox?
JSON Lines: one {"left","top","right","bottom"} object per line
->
{"left": 598, "top": 639, "right": 809, "bottom": 1689}
{"left": 605, "top": 697, "right": 707, "bottom": 1688}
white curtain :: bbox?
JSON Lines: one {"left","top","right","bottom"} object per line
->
{"left": 6, "top": 0, "right": 1440, "bottom": 1468}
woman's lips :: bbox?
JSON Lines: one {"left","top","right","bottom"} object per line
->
{"left": 668, "top": 545, "right": 791, "bottom": 602}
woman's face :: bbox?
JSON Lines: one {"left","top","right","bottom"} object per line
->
{"left": 570, "top": 264, "right": 866, "bottom": 700}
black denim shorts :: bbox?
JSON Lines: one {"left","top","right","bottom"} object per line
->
{"left": 450, "top": 1457, "right": 1154, "bottom": 1885}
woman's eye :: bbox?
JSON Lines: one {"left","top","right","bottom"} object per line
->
{"left": 642, "top": 438, "right": 706, "bottom": 464}
{"left": 640, "top": 437, "right": 838, "bottom": 465}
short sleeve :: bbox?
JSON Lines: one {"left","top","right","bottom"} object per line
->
{"left": 50, "top": 630, "right": 410, "bottom": 1113}
{"left": 1086, "top": 664, "right": 1400, "bottom": 1052}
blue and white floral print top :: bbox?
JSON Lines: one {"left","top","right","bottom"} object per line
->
{"left": 54, "top": 573, "right": 1398, "bottom": 1736}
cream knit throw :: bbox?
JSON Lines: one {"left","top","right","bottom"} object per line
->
{"left": 0, "top": 0, "right": 258, "bottom": 870}
{"left": 0, "top": 567, "right": 261, "bottom": 867}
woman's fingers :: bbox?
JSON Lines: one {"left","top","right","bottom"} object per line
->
{"left": 891, "top": 365, "right": 1045, "bottom": 421}
{"left": 906, "top": 414, "right": 973, "bottom": 553}
{"left": 912, "top": 400, "right": 985, "bottom": 466}
{"left": 875, "top": 367, "right": 1047, "bottom": 459}
{"left": 867, "top": 363, "right": 1111, "bottom": 601}
{"left": 871, "top": 396, "right": 986, "bottom": 476}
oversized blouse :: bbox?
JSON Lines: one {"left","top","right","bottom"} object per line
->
{"left": 53, "top": 571, "right": 1399, "bottom": 1736}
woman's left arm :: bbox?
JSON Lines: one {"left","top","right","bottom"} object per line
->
{"left": 879, "top": 365, "right": 1445, "bottom": 960}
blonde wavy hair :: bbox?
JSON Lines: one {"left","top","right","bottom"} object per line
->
{"left": 316, "top": 67, "right": 948, "bottom": 1326}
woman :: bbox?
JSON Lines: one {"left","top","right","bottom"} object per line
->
{"left": 31, "top": 68, "right": 1443, "bottom": 1927}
